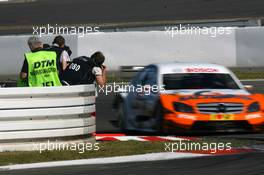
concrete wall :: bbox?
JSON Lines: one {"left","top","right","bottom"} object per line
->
{"left": 78, "top": 30, "right": 236, "bottom": 70}
{"left": 0, "top": 26, "right": 264, "bottom": 77}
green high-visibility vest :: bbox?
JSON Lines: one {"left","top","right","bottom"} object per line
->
{"left": 25, "top": 50, "right": 62, "bottom": 87}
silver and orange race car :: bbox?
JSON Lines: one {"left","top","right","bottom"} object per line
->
{"left": 113, "top": 63, "right": 264, "bottom": 133}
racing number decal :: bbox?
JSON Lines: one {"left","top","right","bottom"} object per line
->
{"left": 210, "top": 114, "right": 234, "bottom": 121}
{"left": 69, "top": 63, "right": 81, "bottom": 72}
{"left": 42, "top": 81, "right": 54, "bottom": 86}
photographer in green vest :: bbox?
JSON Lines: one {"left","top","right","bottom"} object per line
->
{"left": 19, "top": 37, "right": 62, "bottom": 87}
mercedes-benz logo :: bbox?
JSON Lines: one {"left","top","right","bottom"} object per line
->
{"left": 218, "top": 103, "right": 226, "bottom": 113}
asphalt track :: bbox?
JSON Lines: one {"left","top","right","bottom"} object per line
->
{"left": 2, "top": 152, "right": 264, "bottom": 175}
{"left": 1, "top": 0, "right": 264, "bottom": 34}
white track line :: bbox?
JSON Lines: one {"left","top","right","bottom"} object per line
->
{"left": 96, "top": 136, "right": 189, "bottom": 141}
{"left": 159, "top": 136, "right": 189, "bottom": 141}
{"left": 240, "top": 79, "right": 264, "bottom": 82}
{"left": 96, "top": 136, "right": 147, "bottom": 141}
{"left": 0, "top": 152, "right": 207, "bottom": 171}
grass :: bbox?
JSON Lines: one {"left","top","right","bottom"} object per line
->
{"left": 0, "top": 138, "right": 262, "bottom": 166}
{"left": 232, "top": 70, "right": 264, "bottom": 80}
{"left": 0, "top": 141, "right": 165, "bottom": 166}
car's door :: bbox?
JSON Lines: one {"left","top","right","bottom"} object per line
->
{"left": 126, "top": 68, "right": 148, "bottom": 120}
{"left": 139, "top": 66, "right": 159, "bottom": 118}
{"left": 126, "top": 66, "right": 159, "bottom": 130}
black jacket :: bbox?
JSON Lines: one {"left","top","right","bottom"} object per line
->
{"left": 60, "top": 56, "right": 97, "bottom": 85}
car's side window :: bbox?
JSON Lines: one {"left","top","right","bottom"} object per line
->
{"left": 131, "top": 70, "right": 143, "bottom": 86}
{"left": 130, "top": 66, "right": 157, "bottom": 94}
{"left": 137, "top": 70, "right": 148, "bottom": 86}
{"left": 131, "top": 68, "right": 148, "bottom": 86}
{"left": 142, "top": 67, "right": 157, "bottom": 86}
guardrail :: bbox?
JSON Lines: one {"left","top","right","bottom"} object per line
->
{"left": 0, "top": 84, "right": 96, "bottom": 152}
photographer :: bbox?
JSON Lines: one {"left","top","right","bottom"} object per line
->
{"left": 50, "top": 35, "right": 72, "bottom": 73}
{"left": 60, "top": 51, "right": 106, "bottom": 87}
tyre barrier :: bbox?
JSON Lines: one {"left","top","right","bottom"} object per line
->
{"left": 0, "top": 84, "right": 96, "bottom": 152}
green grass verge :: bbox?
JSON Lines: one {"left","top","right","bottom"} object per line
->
{"left": 232, "top": 70, "right": 264, "bottom": 80}
{"left": 0, "top": 141, "right": 164, "bottom": 166}
{"left": 0, "top": 138, "right": 261, "bottom": 166}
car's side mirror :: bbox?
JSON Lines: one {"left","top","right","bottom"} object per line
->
{"left": 244, "top": 85, "right": 254, "bottom": 91}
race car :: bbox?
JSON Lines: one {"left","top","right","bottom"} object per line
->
{"left": 113, "top": 63, "right": 264, "bottom": 133}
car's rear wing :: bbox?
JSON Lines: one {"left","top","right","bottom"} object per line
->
{"left": 120, "top": 66, "right": 145, "bottom": 72}
{"left": 119, "top": 66, "right": 145, "bottom": 82}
